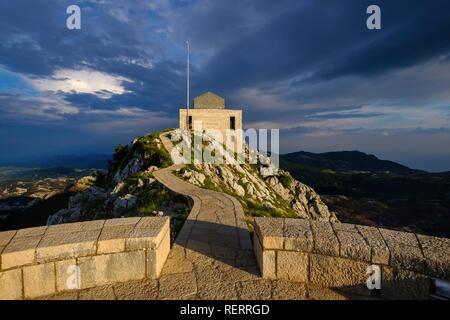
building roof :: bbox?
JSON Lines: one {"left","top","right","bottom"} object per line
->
{"left": 193, "top": 92, "right": 225, "bottom": 109}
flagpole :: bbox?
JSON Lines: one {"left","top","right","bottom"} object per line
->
{"left": 186, "top": 40, "right": 190, "bottom": 130}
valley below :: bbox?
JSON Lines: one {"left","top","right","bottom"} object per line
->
{"left": 0, "top": 166, "right": 102, "bottom": 230}
{"left": 280, "top": 151, "right": 450, "bottom": 238}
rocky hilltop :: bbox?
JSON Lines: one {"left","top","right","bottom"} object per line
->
{"left": 46, "top": 132, "right": 190, "bottom": 232}
{"left": 46, "top": 129, "right": 336, "bottom": 228}
{"left": 170, "top": 129, "right": 336, "bottom": 222}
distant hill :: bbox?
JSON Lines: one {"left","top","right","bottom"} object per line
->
{"left": 281, "top": 151, "right": 422, "bottom": 175}
{"left": 280, "top": 150, "right": 450, "bottom": 238}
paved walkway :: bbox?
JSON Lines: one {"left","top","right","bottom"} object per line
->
{"left": 42, "top": 132, "right": 349, "bottom": 300}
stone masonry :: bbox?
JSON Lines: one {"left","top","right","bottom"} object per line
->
{"left": 0, "top": 217, "right": 170, "bottom": 300}
{"left": 254, "top": 217, "right": 450, "bottom": 299}
{"left": 179, "top": 92, "right": 243, "bottom": 148}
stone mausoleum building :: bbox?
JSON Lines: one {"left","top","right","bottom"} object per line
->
{"left": 179, "top": 92, "right": 242, "bottom": 145}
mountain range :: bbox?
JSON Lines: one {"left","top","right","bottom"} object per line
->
{"left": 0, "top": 147, "right": 449, "bottom": 238}
{"left": 282, "top": 151, "right": 422, "bottom": 175}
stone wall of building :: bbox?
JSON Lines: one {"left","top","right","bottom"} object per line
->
{"left": 179, "top": 108, "right": 243, "bottom": 147}
{"left": 0, "top": 217, "right": 170, "bottom": 300}
{"left": 253, "top": 217, "right": 450, "bottom": 299}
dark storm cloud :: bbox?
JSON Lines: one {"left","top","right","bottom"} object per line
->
{"left": 193, "top": 0, "right": 450, "bottom": 92}
{"left": 0, "top": 0, "right": 449, "bottom": 170}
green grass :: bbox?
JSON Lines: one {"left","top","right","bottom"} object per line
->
{"left": 177, "top": 164, "right": 299, "bottom": 230}
{"left": 278, "top": 172, "right": 294, "bottom": 189}
{"left": 106, "top": 130, "right": 173, "bottom": 187}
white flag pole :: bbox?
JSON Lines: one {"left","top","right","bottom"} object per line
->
{"left": 186, "top": 40, "right": 190, "bottom": 129}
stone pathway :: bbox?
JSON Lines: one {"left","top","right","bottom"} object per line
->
{"left": 42, "top": 132, "right": 352, "bottom": 300}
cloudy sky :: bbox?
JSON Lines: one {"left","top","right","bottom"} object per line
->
{"left": 0, "top": 0, "right": 449, "bottom": 171}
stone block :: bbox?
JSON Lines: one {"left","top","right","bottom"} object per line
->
{"left": 126, "top": 217, "right": 169, "bottom": 250}
{"left": 77, "top": 251, "right": 146, "bottom": 289}
{"left": 357, "top": 225, "right": 390, "bottom": 265}
{"left": 310, "top": 254, "right": 371, "bottom": 296}
{"left": 336, "top": 231, "right": 371, "bottom": 262}
{"left": 103, "top": 217, "right": 141, "bottom": 227}
{"left": 46, "top": 220, "right": 105, "bottom": 235}
{"left": 2, "top": 235, "right": 41, "bottom": 269}
{"left": 97, "top": 225, "right": 134, "bottom": 254}
{"left": 15, "top": 226, "right": 47, "bottom": 238}
{"left": 379, "top": 228, "right": 419, "bottom": 247}
{"left": 253, "top": 217, "right": 284, "bottom": 250}
{"left": 126, "top": 228, "right": 161, "bottom": 250}
{"left": 331, "top": 222, "right": 357, "bottom": 232}
{"left": 311, "top": 221, "right": 339, "bottom": 256}
{"left": 55, "top": 259, "right": 78, "bottom": 292}
{"left": 23, "top": 263, "right": 56, "bottom": 299}
{"left": 382, "top": 266, "right": 431, "bottom": 299}
{"left": 417, "top": 234, "right": 450, "bottom": 279}
{"left": 284, "top": 218, "right": 313, "bottom": 252}
{"left": 0, "top": 269, "right": 23, "bottom": 300}
{"left": 253, "top": 234, "right": 276, "bottom": 279}
{"left": 37, "top": 230, "right": 99, "bottom": 262}
{"left": 135, "top": 216, "right": 169, "bottom": 231}
{"left": 277, "top": 251, "right": 308, "bottom": 282}
{"left": 147, "top": 229, "right": 170, "bottom": 279}
{"left": 388, "top": 244, "right": 425, "bottom": 273}
{"left": 0, "top": 230, "right": 16, "bottom": 247}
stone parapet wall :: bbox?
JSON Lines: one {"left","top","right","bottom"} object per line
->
{"left": 253, "top": 217, "right": 450, "bottom": 299}
{"left": 0, "top": 217, "right": 170, "bottom": 300}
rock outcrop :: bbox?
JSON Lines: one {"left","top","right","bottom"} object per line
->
{"left": 47, "top": 129, "right": 336, "bottom": 226}
{"left": 170, "top": 129, "right": 337, "bottom": 221}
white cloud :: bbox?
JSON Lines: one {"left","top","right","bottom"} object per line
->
{"left": 27, "top": 68, "right": 133, "bottom": 99}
